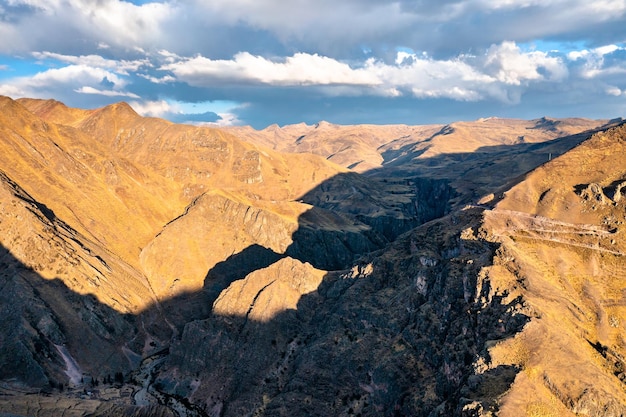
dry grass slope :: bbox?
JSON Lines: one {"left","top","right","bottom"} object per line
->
{"left": 482, "top": 124, "right": 626, "bottom": 416}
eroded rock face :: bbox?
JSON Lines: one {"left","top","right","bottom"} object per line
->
{"left": 579, "top": 182, "right": 608, "bottom": 205}
{"left": 139, "top": 192, "right": 298, "bottom": 299}
{"left": 482, "top": 124, "right": 626, "bottom": 416}
{"left": 155, "top": 208, "right": 531, "bottom": 417}
{"left": 613, "top": 181, "right": 626, "bottom": 203}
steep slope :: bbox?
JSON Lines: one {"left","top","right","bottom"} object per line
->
{"left": 228, "top": 116, "right": 617, "bottom": 212}
{"left": 15, "top": 98, "right": 461, "bottom": 301}
{"left": 0, "top": 171, "right": 154, "bottom": 389}
{"left": 12, "top": 97, "right": 362, "bottom": 302}
{"left": 0, "top": 96, "right": 429, "bottom": 394}
{"left": 153, "top": 205, "right": 513, "bottom": 416}
{"left": 478, "top": 123, "right": 626, "bottom": 416}
{"left": 20, "top": 98, "right": 348, "bottom": 202}
{"left": 0, "top": 96, "right": 185, "bottom": 275}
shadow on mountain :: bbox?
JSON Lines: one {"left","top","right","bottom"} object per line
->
{"left": 369, "top": 126, "right": 609, "bottom": 208}
{"left": 158, "top": 119, "right": 625, "bottom": 416}
{"left": 0, "top": 245, "right": 138, "bottom": 387}
{"left": 133, "top": 197, "right": 530, "bottom": 416}
{"left": 7, "top": 128, "right": 601, "bottom": 415}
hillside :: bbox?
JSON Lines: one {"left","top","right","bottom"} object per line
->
{"left": 0, "top": 95, "right": 624, "bottom": 416}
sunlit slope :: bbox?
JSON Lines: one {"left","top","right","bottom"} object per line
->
{"left": 0, "top": 97, "right": 186, "bottom": 298}
{"left": 18, "top": 97, "right": 350, "bottom": 205}
{"left": 481, "top": 123, "right": 626, "bottom": 415}
{"left": 226, "top": 117, "right": 607, "bottom": 173}
{"left": 8, "top": 97, "right": 352, "bottom": 302}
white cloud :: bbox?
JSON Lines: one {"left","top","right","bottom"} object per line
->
{"left": 2, "top": 1, "right": 625, "bottom": 73}
{"left": 75, "top": 86, "right": 139, "bottom": 98}
{"left": 157, "top": 50, "right": 183, "bottom": 63}
{"left": 595, "top": 44, "right": 622, "bottom": 55}
{"left": 0, "top": 84, "right": 26, "bottom": 97}
{"left": 0, "top": 0, "right": 173, "bottom": 54}
{"left": 568, "top": 44, "right": 622, "bottom": 61}
{"left": 137, "top": 73, "right": 176, "bottom": 84}
{"left": 127, "top": 99, "right": 244, "bottom": 126}
{"left": 158, "top": 42, "right": 575, "bottom": 104}
{"left": 0, "top": 64, "right": 132, "bottom": 100}
{"left": 1, "top": 1, "right": 625, "bottom": 126}
{"left": 28, "top": 65, "right": 127, "bottom": 88}
{"left": 484, "top": 41, "right": 568, "bottom": 85}
{"left": 128, "top": 99, "right": 174, "bottom": 117}
{"left": 162, "top": 52, "right": 380, "bottom": 86}
{"left": 181, "top": 0, "right": 626, "bottom": 58}
{"left": 585, "top": 0, "right": 626, "bottom": 14}
{"left": 567, "top": 44, "right": 626, "bottom": 79}
{"left": 605, "top": 86, "right": 624, "bottom": 96}
{"left": 192, "top": 113, "right": 244, "bottom": 127}
{"left": 33, "top": 51, "right": 150, "bottom": 74}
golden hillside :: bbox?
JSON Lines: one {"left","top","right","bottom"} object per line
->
{"left": 479, "top": 124, "right": 626, "bottom": 415}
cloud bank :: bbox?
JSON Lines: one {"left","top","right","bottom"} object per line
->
{"left": 0, "top": 0, "right": 625, "bottom": 126}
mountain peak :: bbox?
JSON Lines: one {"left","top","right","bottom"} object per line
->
{"left": 99, "top": 101, "right": 139, "bottom": 118}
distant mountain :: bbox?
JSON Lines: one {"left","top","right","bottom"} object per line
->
{"left": 225, "top": 117, "right": 604, "bottom": 172}
{"left": 0, "top": 95, "right": 624, "bottom": 416}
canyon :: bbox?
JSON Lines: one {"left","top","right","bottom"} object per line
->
{"left": 0, "top": 95, "right": 625, "bottom": 416}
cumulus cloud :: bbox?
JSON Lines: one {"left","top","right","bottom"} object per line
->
{"left": 157, "top": 42, "right": 572, "bottom": 104}
{"left": 0, "top": 64, "right": 133, "bottom": 101}
{"left": 128, "top": 99, "right": 174, "bottom": 118}
{"left": 127, "top": 99, "right": 233, "bottom": 126}
{"left": 162, "top": 53, "right": 380, "bottom": 86}
{"left": 171, "top": 0, "right": 626, "bottom": 61}
{"left": 567, "top": 44, "right": 626, "bottom": 79}
{"left": 0, "top": 84, "right": 26, "bottom": 97}
{"left": 24, "top": 65, "right": 126, "bottom": 88}
{"left": 2, "top": 0, "right": 625, "bottom": 60}
{"left": 206, "top": 113, "right": 244, "bottom": 127}
{"left": 0, "top": 0, "right": 173, "bottom": 55}
{"left": 483, "top": 41, "right": 568, "bottom": 85}
{"left": 137, "top": 73, "right": 176, "bottom": 84}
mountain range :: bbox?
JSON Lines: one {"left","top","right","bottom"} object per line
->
{"left": 0, "top": 95, "right": 625, "bottom": 416}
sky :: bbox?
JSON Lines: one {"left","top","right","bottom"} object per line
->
{"left": 0, "top": 0, "right": 625, "bottom": 128}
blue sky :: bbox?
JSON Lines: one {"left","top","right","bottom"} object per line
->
{"left": 1, "top": 0, "right": 625, "bottom": 128}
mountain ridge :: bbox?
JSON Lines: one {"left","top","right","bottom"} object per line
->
{"left": 0, "top": 96, "right": 625, "bottom": 416}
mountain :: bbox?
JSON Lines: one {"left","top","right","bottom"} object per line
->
{"left": 225, "top": 117, "right": 602, "bottom": 173}
{"left": 0, "top": 95, "right": 624, "bottom": 416}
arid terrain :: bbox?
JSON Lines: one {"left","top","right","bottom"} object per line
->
{"left": 0, "top": 95, "right": 625, "bottom": 416}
